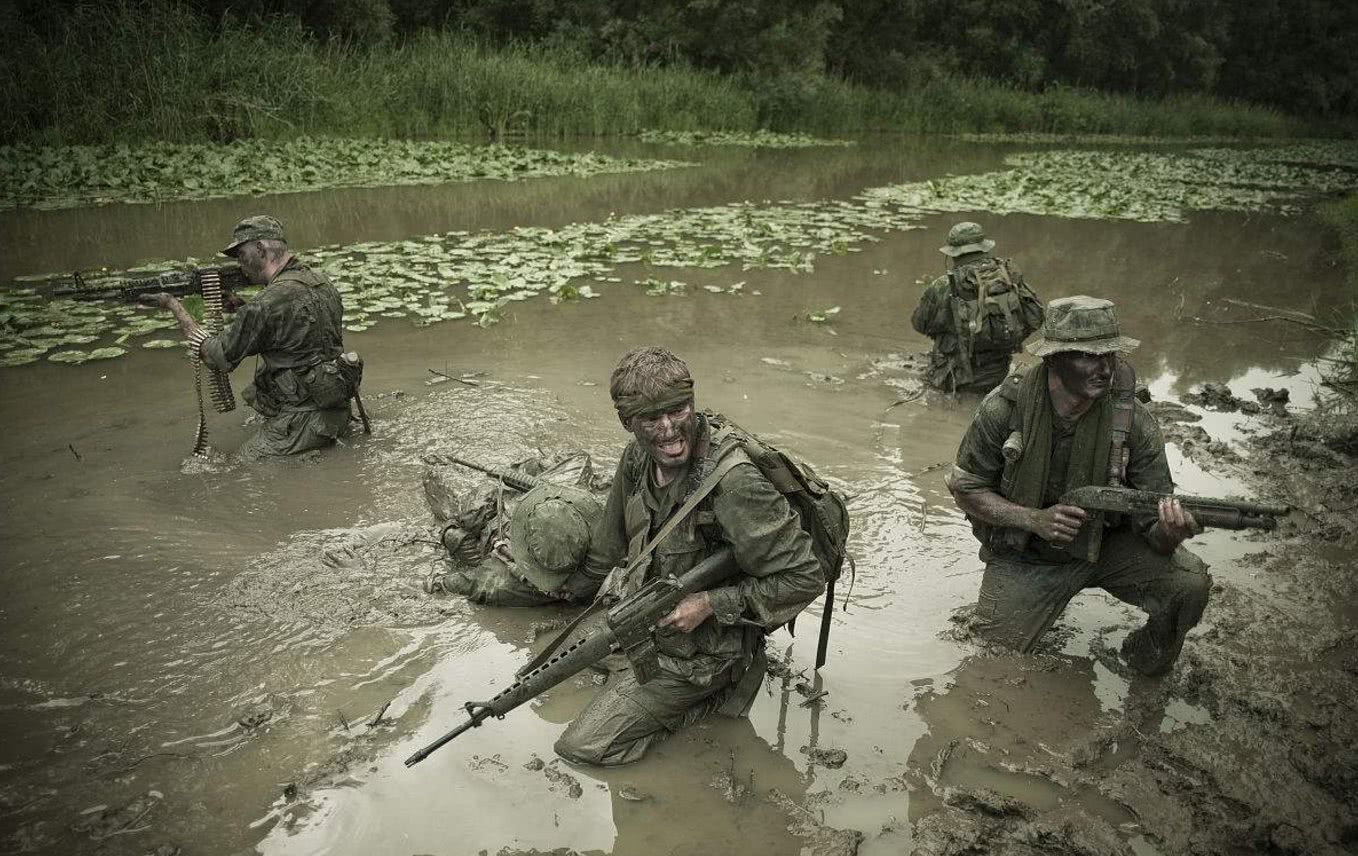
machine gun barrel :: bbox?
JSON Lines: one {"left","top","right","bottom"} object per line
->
{"left": 51, "top": 265, "right": 247, "bottom": 303}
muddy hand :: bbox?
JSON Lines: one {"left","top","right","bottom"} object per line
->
{"left": 658, "top": 591, "right": 712, "bottom": 633}
{"left": 136, "top": 292, "right": 174, "bottom": 309}
{"left": 1156, "top": 496, "right": 1201, "bottom": 543}
{"left": 1031, "top": 503, "right": 1088, "bottom": 544}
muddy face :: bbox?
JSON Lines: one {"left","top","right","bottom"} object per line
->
{"left": 233, "top": 241, "right": 270, "bottom": 285}
{"left": 628, "top": 401, "right": 697, "bottom": 475}
{"left": 1049, "top": 351, "right": 1117, "bottom": 403}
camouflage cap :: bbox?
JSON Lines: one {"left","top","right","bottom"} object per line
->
{"left": 939, "top": 221, "right": 996, "bottom": 257}
{"left": 1026, "top": 296, "right": 1141, "bottom": 357}
{"left": 508, "top": 484, "right": 602, "bottom": 591}
{"left": 222, "top": 214, "right": 286, "bottom": 257}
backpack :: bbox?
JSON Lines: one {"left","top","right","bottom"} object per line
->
{"left": 949, "top": 258, "right": 1032, "bottom": 355}
{"left": 702, "top": 411, "right": 852, "bottom": 669}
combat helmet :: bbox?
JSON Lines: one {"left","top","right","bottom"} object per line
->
{"left": 508, "top": 484, "right": 603, "bottom": 591}
{"left": 939, "top": 221, "right": 996, "bottom": 257}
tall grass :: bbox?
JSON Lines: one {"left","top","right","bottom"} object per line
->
{"left": 0, "top": 1, "right": 1316, "bottom": 145}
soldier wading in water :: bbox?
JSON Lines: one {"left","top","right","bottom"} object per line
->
{"left": 554, "top": 347, "right": 826, "bottom": 766}
{"left": 912, "top": 221, "right": 1045, "bottom": 394}
{"left": 946, "top": 297, "right": 1212, "bottom": 675}
{"left": 154, "top": 215, "right": 361, "bottom": 457}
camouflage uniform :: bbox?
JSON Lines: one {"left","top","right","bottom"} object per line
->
{"left": 554, "top": 413, "right": 824, "bottom": 766}
{"left": 947, "top": 298, "right": 1211, "bottom": 674}
{"left": 911, "top": 222, "right": 1044, "bottom": 394}
{"left": 435, "top": 483, "right": 605, "bottom": 607}
{"left": 200, "top": 216, "right": 353, "bottom": 457}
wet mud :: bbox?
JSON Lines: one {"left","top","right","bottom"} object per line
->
{"left": 1, "top": 136, "right": 1355, "bottom": 856}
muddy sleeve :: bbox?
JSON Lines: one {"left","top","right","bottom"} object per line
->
{"left": 949, "top": 395, "right": 1011, "bottom": 494}
{"left": 1124, "top": 403, "right": 1175, "bottom": 535}
{"left": 201, "top": 300, "right": 269, "bottom": 372}
{"left": 582, "top": 454, "right": 631, "bottom": 580}
{"left": 911, "top": 277, "right": 951, "bottom": 336}
{"left": 704, "top": 463, "right": 825, "bottom": 629}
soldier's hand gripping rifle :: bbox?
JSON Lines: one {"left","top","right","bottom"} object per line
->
{"left": 1059, "top": 486, "right": 1290, "bottom": 530}
{"left": 54, "top": 264, "right": 247, "bottom": 308}
{"left": 404, "top": 547, "right": 738, "bottom": 768}
{"left": 420, "top": 454, "right": 546, "bottom": 493}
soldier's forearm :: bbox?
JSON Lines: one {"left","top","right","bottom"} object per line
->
{"left": 950, "top": 486, "right": 1037, "bottom": 534}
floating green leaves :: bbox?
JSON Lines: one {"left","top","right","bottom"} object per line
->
{"left": 860, "top": 144, "right": 1358, "bottom": 223}
{"left": 0, "top": 137, "right": 695, "bottom": 210}
{"left": 47, "top": 347, "right": 126, "bottom": 364}
{"left": 639, "top": 129, "right": 855, "bottom": 149}
{"left": 5, "top": 140, "right": 1355, "bottom": 368}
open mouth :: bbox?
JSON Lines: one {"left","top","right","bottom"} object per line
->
{"left": 656, "top": 436, "right": 687, "bottom": 458}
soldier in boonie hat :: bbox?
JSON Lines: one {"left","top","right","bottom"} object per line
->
{"left": 946, "top": 293, "right": 1212, "bottom": 678}
{"left": 428, "top": 483, "right": 605, "bottom": 606}
{"left": 509, "top": 484, "right": 603, "bottom": 595}
{"left": 1026, "top": 296, "right": 1140, "bottom": 357}
{"left": 938, "top": 221, "right": 996, "bottom": 257}
{"left": 222, "top": 214, "right": 286, "bottom": 257}
{"left": 912, "top": 221, "right": 1045, "bottom": 394}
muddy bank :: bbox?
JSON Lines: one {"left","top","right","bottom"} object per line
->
{"left": 892, "top": 379, "right": 1358, "bottom": 856}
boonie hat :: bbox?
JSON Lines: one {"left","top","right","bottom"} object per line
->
{"left": 1026, "top": 296, "right": 1141, "bottom": 357}
{"left": 508, "top": 484, "right": 603, "bottom": 591}
{"left": 939, "top": 221, "right": 996, "bottom": 257}
{"left": 222, "top": 214, "right": 286, "bottom": 256}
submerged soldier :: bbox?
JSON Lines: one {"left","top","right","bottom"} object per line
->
{"left": 946, "top": 297, "right": 1211, "bottom": 675}
{"left": 911, "top": 222, "right": 1044, "bottom": 394}
{"left": 426, "top": 481, "right": 606, "bottom": 607}
{"left": 155, "top": 215, "right": 359, "bottom": 457}
{"left": 553, "top": 346, "right": 825, "bottom": 766}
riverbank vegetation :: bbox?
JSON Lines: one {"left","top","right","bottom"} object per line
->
{"left": 2, "top": 1, "right": 1341, "bottom": 146}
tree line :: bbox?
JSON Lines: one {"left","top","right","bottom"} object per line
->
{"left": 9, "top": 0, "right": 1356, "bottom": 118}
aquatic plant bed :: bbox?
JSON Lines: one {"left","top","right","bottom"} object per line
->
{"left": 0, "top": 138, "right": 695, "bottom": 210}
{"left": 638, "top": 130, "right": 854, "bottom": 148}
{"left": 4, "top": 142, "right": 1355, "bottom": 367}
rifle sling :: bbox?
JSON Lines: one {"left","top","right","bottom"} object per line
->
{"left": 518, "top": 446, "right": 745, "bottom": 678}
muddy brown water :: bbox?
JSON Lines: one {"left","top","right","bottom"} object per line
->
{"left": 0, "top": 137, "right": 1347, "bottom": 855}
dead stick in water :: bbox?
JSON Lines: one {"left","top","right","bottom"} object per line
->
{"left": 428, "top": 368, "right": 481, "bottom": 387}
{"left": 68, "top": 443, "right": 82, "bottom": 462}
{"left": 368, "top": 701, "right": 392, "bottom": 729}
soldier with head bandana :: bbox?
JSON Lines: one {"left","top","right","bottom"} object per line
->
{"left": 911, "top": 221, "right": 1045, "bottom": 394}
{"left": 552, "top": 346, "right": 825, "bottom": 767}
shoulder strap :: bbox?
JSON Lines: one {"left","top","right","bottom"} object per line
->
{"left": 623, "top": 446, "right": 744, "bottom": 577}
{"left": 517, "top": 444, "right": 746, "bottom": 679}
{"left": 1108, "top": 359, "right": 1138, "bottom": 485}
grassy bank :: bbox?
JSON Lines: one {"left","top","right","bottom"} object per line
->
{"left": 2, "top": 2, "right": 1314, "bottom": 146}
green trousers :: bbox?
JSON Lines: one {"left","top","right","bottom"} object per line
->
{"left": 973, "top": 526, "right": 1211, "bottom": 674}
{"left": 240, "top": 406, "right": 352, "bottom": 458}
{"left": 554, "top": 646, "right": 766, "bottom": 767}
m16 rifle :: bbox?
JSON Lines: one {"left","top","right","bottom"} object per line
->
{"left": 405, "top": 547, "right": 738, "bottom": 768}
{"left": 52, "top": 265, "right": 248, "bottom": 306}
{"left": 421, "top": 454, "right": 547, "bottom": 493}
{"left": 1060, "top": 486, "right": 1289, "bottom": 530}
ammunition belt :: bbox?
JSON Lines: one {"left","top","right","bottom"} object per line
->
{"left": 189, "top": 269, "right": 236, "bottom": 458}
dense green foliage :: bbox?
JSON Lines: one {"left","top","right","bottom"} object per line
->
{"left": 11, "top": 0, "right": 1351, "bottom": 119}
{"left": 0, "top": 1, "right": 1310, "bottom": 145}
